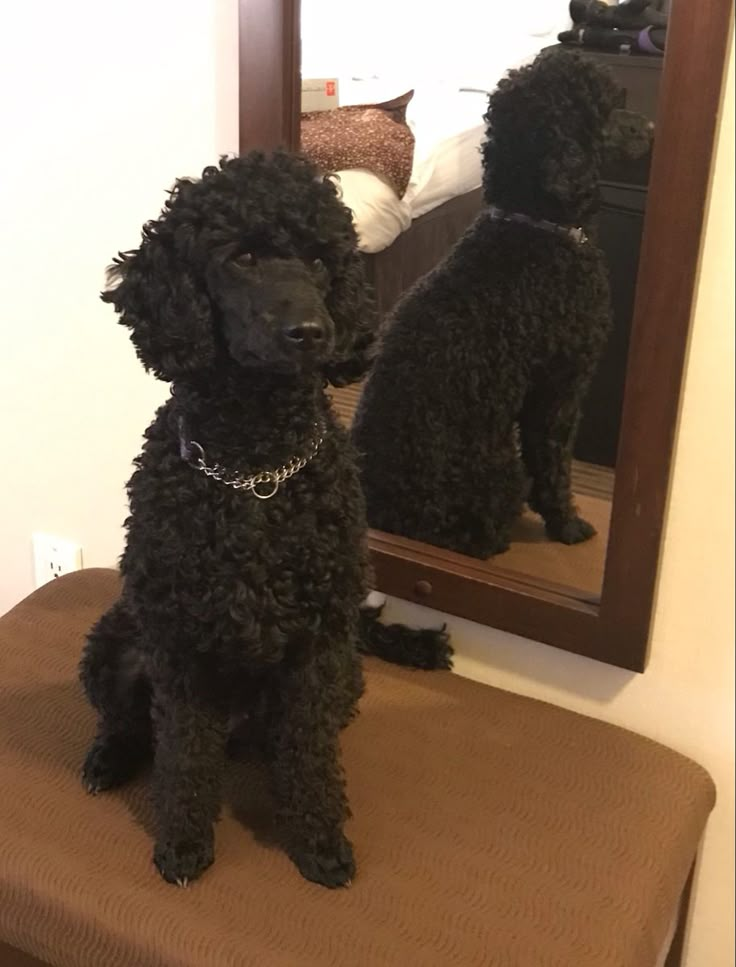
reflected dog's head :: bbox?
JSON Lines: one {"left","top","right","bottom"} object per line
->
{"left": 482, "top": 50, "right": 654, "bottom": 224}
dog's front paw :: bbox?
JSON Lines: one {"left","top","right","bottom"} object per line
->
{"left": 290, "top": 834, "right": 356, "bottom": 889}
{"left": 154, "top": 837, "right": 214, "bottom": 887}
{"left": 547, "top": 515, "right": 596, "bottom": 545}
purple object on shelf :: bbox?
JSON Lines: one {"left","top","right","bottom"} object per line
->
{"left": 638, "top": 26, "right": 665, "bottom": 54}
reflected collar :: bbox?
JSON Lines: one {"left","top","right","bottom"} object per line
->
{"left": 489, "top": 207, "right": 589, "bottom": 246}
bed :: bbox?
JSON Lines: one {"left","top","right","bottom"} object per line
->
{"left": 298, "top": 2, "right": 574, "bottom": 315}
{"left": 322, "top": 84, "right": 490, "bottom": 315}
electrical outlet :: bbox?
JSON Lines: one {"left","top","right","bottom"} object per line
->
{"left": 32, "top": 533, "right": 83, "bottom": 588}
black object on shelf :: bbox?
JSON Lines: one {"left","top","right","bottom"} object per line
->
{"left": 559, "top": 25, "right": 666, "bottom": 55}
{"left": 569, "top": 0, "right": 668, "bottom": 30}
{"left": 563, "top": 1, "right": 667, "bottom": 56}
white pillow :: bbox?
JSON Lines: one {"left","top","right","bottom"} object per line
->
{"left": 331, "top": 169, "right": 412, "bottom": 254}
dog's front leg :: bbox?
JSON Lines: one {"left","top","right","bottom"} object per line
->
{"left": 519, "top": 383, "right": 596, "bottom": 544}
{"left": 268, "top": 651, "right": 355, "bottom": 889}
{"left": 150, "top": 681, "right": 227, "bottom": 886}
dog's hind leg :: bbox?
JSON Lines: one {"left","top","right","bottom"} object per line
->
{"left": 519, "top": 380, "right": 596, "bottom": 544}
{"left": 417, "top": 428, "right": 525, "bottom": 559}
{"left": 79, "top": 598, "right": 153, "bottom": 793}
{"left": 467, "top": 438, "right": 527, "bottom": 557}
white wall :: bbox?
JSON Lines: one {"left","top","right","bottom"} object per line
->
{"left": 0, "top": 5, "right": 732, "bottom": 966}
{"left": 0, "top": 0, "right": 239, "bottom": 611}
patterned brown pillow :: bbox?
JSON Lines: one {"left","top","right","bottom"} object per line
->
{"left": 301, "top": 91, "right": 415, "bottom": 198}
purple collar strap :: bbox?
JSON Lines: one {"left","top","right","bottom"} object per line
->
{"left": 489, "top": 207, "right": 589, "bottom": 246}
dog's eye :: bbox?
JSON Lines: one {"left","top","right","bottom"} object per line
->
{"left": 236, "top": 253, "right": 254, "bottom": 267}
{"left": 312, "top": 258, "right": 324, "bottom": 272}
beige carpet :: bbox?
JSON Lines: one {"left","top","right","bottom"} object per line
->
{"left": 500, "top": 492, "right": 610, "bottom": 598}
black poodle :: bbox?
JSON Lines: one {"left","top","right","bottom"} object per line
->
{"left": 352, "top": 51, "right": 652, "bottom": 558}
{"left": 79, "top": 152, "right": 451, "bottom": 891}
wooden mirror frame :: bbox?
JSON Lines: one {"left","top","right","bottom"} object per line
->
{"left": 238, "top": 0, "right": 732, "bottom": 671}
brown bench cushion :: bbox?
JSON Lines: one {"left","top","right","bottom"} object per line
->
{"left": 0, "top": 570, "right": 714, "bottom": 967}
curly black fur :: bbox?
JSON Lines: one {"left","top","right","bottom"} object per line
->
{"left": 358, "top": 605, "right": 451, "bottom": 670}
{"left": 79, "top": 152, "right": 451, "bottom": 891}
{"left": 352, "top": 51, "right": 652, "bottom": 558}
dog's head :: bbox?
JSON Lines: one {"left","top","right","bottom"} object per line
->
{"left": 102, "top": 152, "right": 377, "bottom": 386}
{"left": 482, "top": 50, "right": 653, "bottom": 223}
{"left": 206, "top": 253, "right": 336, "bottom": 374}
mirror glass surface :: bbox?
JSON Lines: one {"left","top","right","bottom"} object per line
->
{"left": 300, "top": 1, "right": 665, "bottom": 604}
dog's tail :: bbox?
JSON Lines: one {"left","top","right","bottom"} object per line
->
{"left": 358, "top": 604, "right": 453, "bottom": 670}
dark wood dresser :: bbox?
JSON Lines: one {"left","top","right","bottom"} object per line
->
{"left": 550, "top": 47, "right": 664, "bottom": 468}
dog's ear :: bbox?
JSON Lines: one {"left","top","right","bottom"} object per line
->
{"left": 322, "top": 250, "right": 379, "bottom": 388}
{"left": 102, "top": 229, "right": 215, "bottom": 382}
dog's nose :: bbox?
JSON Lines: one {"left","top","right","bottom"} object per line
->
{"left": 284, "top": 321, "right": 326, "bottom": 348}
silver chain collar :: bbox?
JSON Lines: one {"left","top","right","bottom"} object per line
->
{"left": 179, "top": 418, "right": 326, "bottom": 500}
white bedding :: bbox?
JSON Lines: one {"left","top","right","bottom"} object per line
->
{"left": 335, "top": 87, "right": 487, "bottom": 253}
{"left": 331, "top": 168, "right": 412, "bottom": 254}
{"left": 404, "top": 88, "right": 488, "bottom": 221}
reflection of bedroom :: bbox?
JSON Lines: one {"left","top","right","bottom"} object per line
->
{"left": 299, "top": 1, "right": 666, "bottom": 596}
{"left": 299, "top": 1, "right": 572, "bottom": 255}
{"left": 300, "top": 1, "right": 618, "bottom": 594}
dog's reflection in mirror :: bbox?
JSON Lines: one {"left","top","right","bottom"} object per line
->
{"left": 353, "top": 51, "right": 653, "bottom": 560}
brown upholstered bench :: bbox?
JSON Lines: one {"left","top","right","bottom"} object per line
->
{"left": 0, "top": 571, "right": 714, "bottom": 967}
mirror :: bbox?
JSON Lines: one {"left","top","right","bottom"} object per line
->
{"left": 298, "top": 3, "right": 660, "bottom": 602}
{"left": 238, "top": 0, "right": 730, "bottom": 670}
